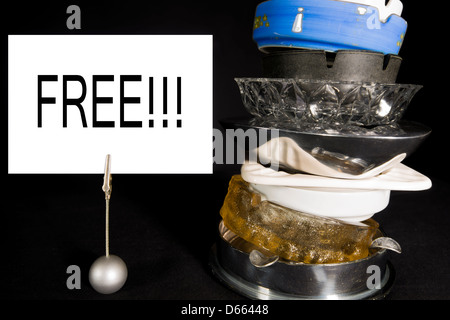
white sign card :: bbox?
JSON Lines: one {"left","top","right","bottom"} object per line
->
{"left": 8, "top": 35, "right": 213, "bottom": 174}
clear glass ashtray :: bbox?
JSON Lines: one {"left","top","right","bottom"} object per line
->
{"left": 235, "top": 78, "right": 422, "bottom": 127}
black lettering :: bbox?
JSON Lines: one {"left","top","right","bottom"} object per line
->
{"left": 63, "top": 75, "right": 87, "bottom": 127}
{"left": 37, "top": 75, "right": 58, "bottom": 127}
{"left": 120, "top": 75, "right": 142, "bottom": 128}
{"left": 93, "top": 75, "right": 114, "bottom": 128}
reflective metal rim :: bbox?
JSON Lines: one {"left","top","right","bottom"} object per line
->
{"left": 209, "top": 244, "right": 395, "bottom": 300}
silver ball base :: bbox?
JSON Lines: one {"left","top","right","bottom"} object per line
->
{"left": 89, "top": 255, "right": 128, "bottom": 294}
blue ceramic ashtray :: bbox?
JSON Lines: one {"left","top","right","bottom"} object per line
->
{"left": 253, "top": 0, "right": 407, "bottom": 55}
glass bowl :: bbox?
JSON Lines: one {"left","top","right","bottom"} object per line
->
{"left": 235, "top": 78, "right": 422, "bottom": 127}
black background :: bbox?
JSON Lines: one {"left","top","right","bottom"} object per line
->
{"left": 2, "top": 0, "right": 449, "bottom": 305}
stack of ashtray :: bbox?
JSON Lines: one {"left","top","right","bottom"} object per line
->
{"left": 210, "top": 0, "right": 432, "bottom": 300}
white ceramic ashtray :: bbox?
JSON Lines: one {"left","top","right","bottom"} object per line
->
{"left": 250, "top": 183, "right": 390, "bottom": 223}
{"left": 256, "top": 136, "right": 406, "bottom": 180}
{"left": 241, "top": 161, "right": 432, "bottom": 191}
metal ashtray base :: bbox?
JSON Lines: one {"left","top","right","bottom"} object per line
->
{"left": 210, "top": 221, "right": 396, "bottom": 300}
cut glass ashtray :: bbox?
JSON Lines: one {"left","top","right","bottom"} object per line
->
{"left": 235, "top": 78, "right": 422, "bottom": 127}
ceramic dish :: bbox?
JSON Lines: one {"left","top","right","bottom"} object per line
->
{"left": 250, "top": 183, "right": 390, "bottom": 222}
{"left": 241, "top": 161, "right": 432, "bottom": 191}
{"left": 253, "top": 0, "right": 407, "bottom": 54}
